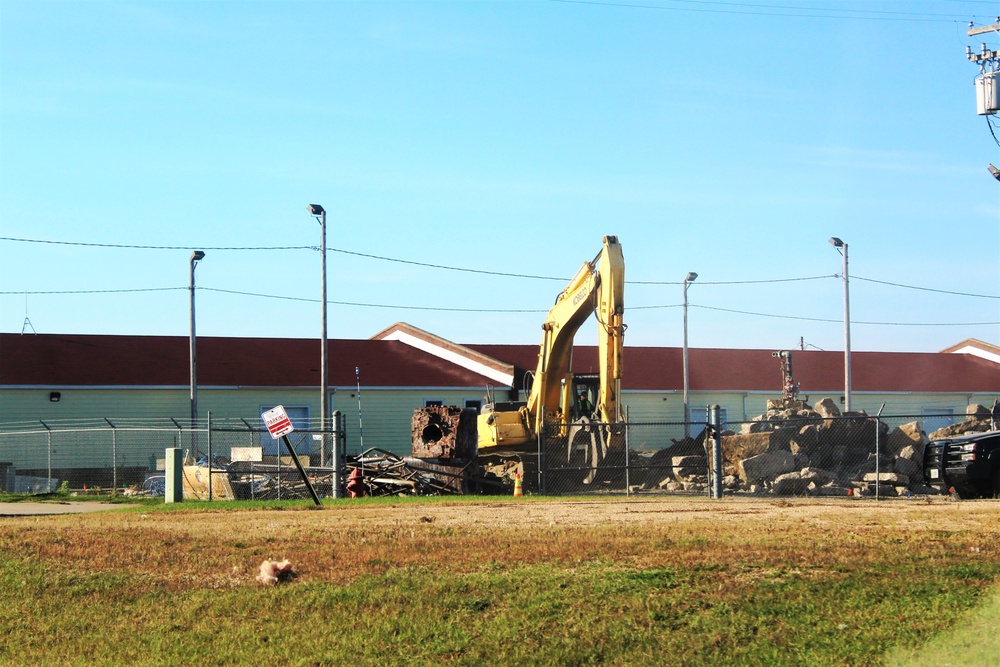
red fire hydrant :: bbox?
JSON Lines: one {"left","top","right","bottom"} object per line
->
{"left": 345, "top": 467, "right": 368, "bottom": 498}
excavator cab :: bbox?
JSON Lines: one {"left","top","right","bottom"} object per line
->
{"left": 571, "top": 375, "right": 600, "bottom": 420}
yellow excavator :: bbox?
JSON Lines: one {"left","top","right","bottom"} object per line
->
{"left": 477, "top": 235, "right": 626, "bottom": 474}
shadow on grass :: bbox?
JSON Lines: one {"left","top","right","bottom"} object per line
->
{"left": 883, "top": 585, "right": 1000, "bottom": 667}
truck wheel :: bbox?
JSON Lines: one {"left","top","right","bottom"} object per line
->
{"left": 992, "top": 470, "right": 1000, "bottom": 500}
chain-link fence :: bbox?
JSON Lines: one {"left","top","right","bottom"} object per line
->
{"left": 1, "top": 410, "right": 993, "bottom": 499}
{"left": 536, "top": 410, "right": 996, "bottom": 499}
{"left": 0, "top": 418, "right": 344, "bottom": 499}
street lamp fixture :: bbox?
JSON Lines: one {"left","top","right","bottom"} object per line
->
{"left": 682, "top": 272, "right": 698, "bottom": 437}
{"left": 828, "top": 237, "right": 852, "bottom": 412}
{"left": 308, "top": 204, "right": 330, "bottom": 474}
{"left": 189, "top": 250, "right": 206, "bottom": 454}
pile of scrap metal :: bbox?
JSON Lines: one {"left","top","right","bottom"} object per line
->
{"left": 231, "top": 466, "right": 317, "bottom": 501}
{"left": 344, "top": 447, "right": 504, "bottom": 497}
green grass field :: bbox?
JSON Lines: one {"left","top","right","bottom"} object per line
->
{"left": 1, "top": 495, "right": 997, "bottom": 666}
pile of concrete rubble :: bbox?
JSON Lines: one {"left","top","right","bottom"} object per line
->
{"left": 641, "top": 400, "right": 997, "bottom": 497}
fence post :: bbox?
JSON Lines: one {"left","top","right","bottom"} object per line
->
{"left": 875, "top": 403, "right": 886, "bottom": 501}
{"left": 207, "top": 411, "right": 213, "bottom": 502}
{"left": 105, "top": 418, "right": 117, "bottom": 492}
{"left": 165, "top": 447, "right": 183, "bottom": 503}
{"left": 332, "top": 410, "right": 343, "bottom": 499}
{"left": 709, "top": 405, "right": 723, "bottom": 499}
{"left": 41, "top": 421, "right": 52, "bottom": 492}
{"left": 538, "top": 417, "right": 547, "bottom": 495}
{"left": 624, "top": 405, "right": 631, "bottom": 498}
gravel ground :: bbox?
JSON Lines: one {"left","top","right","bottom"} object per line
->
{"left": 0, "top": 501, "right": 127, "bottom": 517}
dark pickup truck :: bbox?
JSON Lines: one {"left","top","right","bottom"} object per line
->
{"left": 924, "top": 430, "right": 1000, "bottom": 499}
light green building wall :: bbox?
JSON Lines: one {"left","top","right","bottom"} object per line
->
{"left": 0, "top": 386, "right": 493, "bottom": 460}
{"left": 2, "top": 385, "right": 996, "bottom": 468}
{"left": 330, "top": 388, "right": 488, "bottom": 455}
{"left": 620, "top": 390, "right": 998, "bottom": 431}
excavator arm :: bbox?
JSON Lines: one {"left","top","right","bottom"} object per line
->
{"left": 478, "top": 235, "right": 625, "bottom": 452}
{"left": 526, "top": 235, "right": 625, "bottom": 431}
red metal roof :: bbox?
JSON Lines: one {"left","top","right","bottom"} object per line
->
{"left": 0, "top": 334, "right": 497, "bottom": 388}
{"left": 3, "top": 333, "right": 999, "bottom": 393}
{"left": 467, "top": 344, "right": 1000, "bottom": 394}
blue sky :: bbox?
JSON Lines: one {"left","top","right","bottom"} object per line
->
{"left": 2, "top": 0, "right": 998, "bottom": 354}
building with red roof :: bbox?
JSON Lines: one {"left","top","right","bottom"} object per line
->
{"left": 2, "top": 325, "right": 998, "bottom": 455}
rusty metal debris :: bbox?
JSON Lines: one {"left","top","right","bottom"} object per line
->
{"left": 343, "top": 447, "right": 500, "bottom": 497}
{"left": 410, "top": 406, "right": 478, "bottom": 459}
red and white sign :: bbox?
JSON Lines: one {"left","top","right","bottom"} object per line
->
{"left": 262, "top": 405, "right": 295, "bottom": 439}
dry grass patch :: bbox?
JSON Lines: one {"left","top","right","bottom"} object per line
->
{"left": 1, "top": 497, "right": 998, "bottom": 666}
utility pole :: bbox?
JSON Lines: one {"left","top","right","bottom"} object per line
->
{"left": 967, "top": 18, "right": 1000, "bottom": 38}
{"left": 307, "top": 205, "right": 329, "bottom": 468}
{"left": 966, "top": 19, "right": 1000, "bottom": 179}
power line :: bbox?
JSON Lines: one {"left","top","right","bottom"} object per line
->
{"left": 202, "top": 287, "right": 546, "bottom": 313}
{"left": 853, "top": 275, "right": 1000, "bottom": 299}
{"left": 9, "top": 284, "right": 993, "bottom": 326}
{"left": 631, "top": 274, "right": 835, "bottom": 285}
{"left": 4, "top": 236, "right": 997, "bottom": 298}
{"left": 329, "top": 247, "right": 566, "bottom": 281}
{"left": 0, "top": 237, "right": 312, "bottom": 251}
{"left": 0, "top": 236, "right": 836, "bottom": 284}
{"left": 690, "top": 304, "right": 999, "bottom": 327}
{"left": 206, "top": 288, "right": 1000, "bottom": 324}
{"left": 548, "top": 0, "right": 973, "bottom": 22}
{"left": 1, "top": 287, "right": 185, "bottom": 296}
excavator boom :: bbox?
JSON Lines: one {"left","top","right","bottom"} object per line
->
{"left": 478, "top": 236, "right": 625, "bottom": 452}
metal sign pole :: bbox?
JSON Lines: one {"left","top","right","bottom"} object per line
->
{"left": 281, "top": 434, "right": 321, "bottom": 506}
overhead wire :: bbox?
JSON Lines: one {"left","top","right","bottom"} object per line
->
{"left": 852, "top": 276, "right": 1000, "bottom": 299}
{"left": 548, "top": 0, "right": 978, "bottom": 22}
{"left": 3, "top": 237, "right": 997, "bottom": 325}
{"left": 631, "top": 275, "right": 834, "bottom": 285}
{"left": 7, "top": 236, "right": 994, "bottom": 297}
{"left": 1, "top": 287, "right": 185, "bottom": 296}
{"left": 8, "top": 285, "right": 994, "bottom": 327}
{"left": 203, "top": 288, "right": 545, "bottom": 313}
{"left": 0, "top": 237, "right": 312, "bottom": 251}
{"left": 689, "top": 304, "right": 999, "bottom": 327}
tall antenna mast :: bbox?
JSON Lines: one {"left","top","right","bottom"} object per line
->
{"left": 21, "top": 292, "right": 36, "bottom": 334}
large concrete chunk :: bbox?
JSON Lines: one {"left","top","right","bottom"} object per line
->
{"left": 886, "top": 421, "right": 928, "bottom": 459}
{"left": 862, "top": 471, "right": 909, "bottom": 486}
{"left": 721, "top": 432, "right": 776, "bottom": 464}
{"left": 772, "top": 471, "right": 812, "bottom": 495}
{"left": 738, "top": 450, "right": 796, "bottom": 484}
{"left": 813, "top": 397, "right": 841, "bottom": 418}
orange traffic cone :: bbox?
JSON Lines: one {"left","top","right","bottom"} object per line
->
{"left": 513, "top": 473, "right": 523, "bottom": 497}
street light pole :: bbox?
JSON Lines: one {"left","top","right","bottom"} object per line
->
{"left": 189, "top": 250, "right": 205, "bottom": 456}
{"left": 308, "top": 205, "right": 330, "bottom": 470}
{"left": 829, "top": 237, "right": 852, "bottom": 412}
{"left": 682, "top": 272, "right": 697, "bottom": 438}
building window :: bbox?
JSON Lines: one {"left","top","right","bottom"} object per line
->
{"left": 259, "top": 405, "right": 311, "bottom": 456}
{"left": 465, "top": 399, "right": 482, "bottom": 412}
{"left": 922, "top": 407, "right": 955, "bottom": 435}
{"left": 690, "top": 406, "right": 728, "bottom": 428}
{"left": 424, "top": 399, "right": 443, "bottom": 407}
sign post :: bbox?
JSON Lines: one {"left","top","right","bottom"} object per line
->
{"left": 262, "top": 406, "right": 322, "bottom": 506}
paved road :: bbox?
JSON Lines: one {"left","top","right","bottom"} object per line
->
{"left": 0, "top": 502, "right": 125, "bottom": 517}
